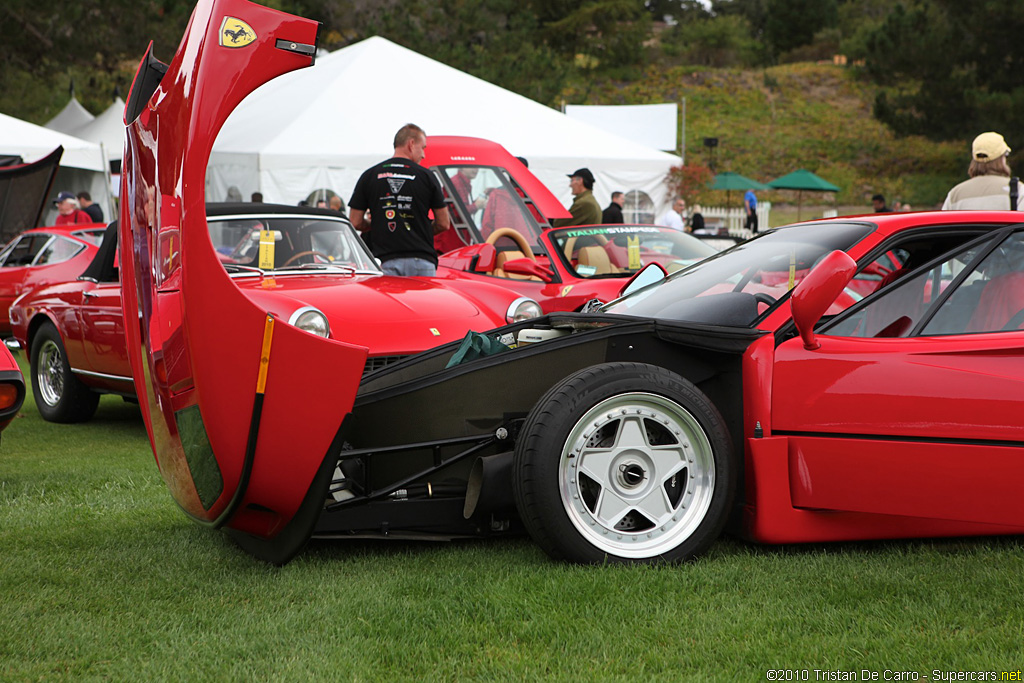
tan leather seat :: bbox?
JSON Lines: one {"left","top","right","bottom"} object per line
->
{"left": 577, "top": 246, "right": 617, "bottom": 275}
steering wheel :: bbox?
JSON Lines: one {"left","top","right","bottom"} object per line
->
{"left": 753, "top": 292, "right": 777, "bottom": 307}
{"left": 282, "top": 250, "right": 332, "bottom": 267}
{"left": 485, "top": 228, "right": 536, "bottom": 261}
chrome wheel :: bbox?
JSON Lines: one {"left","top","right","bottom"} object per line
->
{"left": 559, "top": 392, "right": 715, "bottom": 558}
{"left": 36, "top": 339, "right": 65, "bottom": 408}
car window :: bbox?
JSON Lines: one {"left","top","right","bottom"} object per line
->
{"left": 210, "top": 216, "right": 380, "bottom": 273}
{"left": 0, "top": 234, "right": 51, "bottom": 267}
{"left": 826, "top": 240, "right": 990, "bottom": 338}
{"left": 35, "top": 236, "right": 85, "bottom": 265}
{"left": 823, "top": 229, "right": 1024, "bottom": 338}
{"left": 71, "top": 228, "right": 107, "bottom": 246}
{"left": 440, "top": 166, "right": 543, "bottom": 248}
{"left": 923, "top": 230, "right": 1024, "bottom": 334}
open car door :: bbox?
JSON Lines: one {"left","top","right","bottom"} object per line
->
{"left": 120, "top": 0, "right": 368, "bottom": 563}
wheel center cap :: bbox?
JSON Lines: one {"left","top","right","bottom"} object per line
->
{"left": 617, "top": 461, "right": 647, "bottom": 489}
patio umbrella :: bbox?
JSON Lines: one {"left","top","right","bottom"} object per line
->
{"left": 711, "top": 171, "right": 769, "bottom": 208}
{"left": 766, "top": 169, "right": 840, "bottom": 220}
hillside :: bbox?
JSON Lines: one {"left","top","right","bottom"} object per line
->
{"left": 572, "top": 62, "right": 966, "bottom": 210}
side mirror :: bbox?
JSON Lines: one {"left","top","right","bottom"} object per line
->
{"left": 501, "top": 258, "right": 553, "bottom": 283}
{"left": 791, "top": 250, "right": 857, "bottom": 350}
{"left": 619, "top": 262, "right": 667, "bottom": 298}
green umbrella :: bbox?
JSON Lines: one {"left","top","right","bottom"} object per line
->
{"left": 711, "top": 172, "right": 769, "bottom": 208}
{"left": 766, "top": 169, "right": 840, "bottom": 220}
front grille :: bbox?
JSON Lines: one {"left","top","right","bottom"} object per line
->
{"left": 363, "top": 355, "right": 410, "bottom": 376}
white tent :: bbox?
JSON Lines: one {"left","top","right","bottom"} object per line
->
{"left": 44, "top": 95, "right": 95, "bottom": 134}
{"left": 0, "top": 111, "right": 113, "bottom": 224}
{"left": 208, "top": 37, "right": 680, "bottom": 214}
{"left": 72, "top": 97, "right": 126, "bottom": 168}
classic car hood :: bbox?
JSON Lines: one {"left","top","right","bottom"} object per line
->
{"left": 237, "top": 274, "right": 501, "bottom": 354}
{"left": 0, "top": 147, "right": 62, "bottom": 245}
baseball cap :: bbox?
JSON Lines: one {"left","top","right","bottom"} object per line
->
{"left": 972, "top": 132, "right": 1010, "bottom": 162}
{"left": 54, "top": 191, "right": 76, "bottom": 204}
{"left": 567, "top": 168, "right": 595, "bottom": 185}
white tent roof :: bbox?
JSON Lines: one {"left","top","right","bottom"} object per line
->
{"left": 209, "top": 37, "right": 680, "bottom": 213}
{"left": 44, "top": 96, "right": 95, "bottom": 134}
{"left": 71, "top": 97, "right": 126, "bottom": 167}
{"left": 0, "top": 111, "right": 105, "bottom": 172}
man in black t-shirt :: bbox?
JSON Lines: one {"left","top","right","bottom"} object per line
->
{"left": 349, "top": 124, "right": 450, "bottom": 276}
{"left": 77, "top": 191, "right": 104, "bottom": 223}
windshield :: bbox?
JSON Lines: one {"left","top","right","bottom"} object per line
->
{"left": 437, "top": 165, "right": 545, "bottom": 249}
{"left": 208, "top": 215, "right": 380, "bottom": 274}
{"left": 603, "top": 222, "right": 875, "bottom": 327}
{"left": 549, "top": 224, "right": 719, "bottom": 279}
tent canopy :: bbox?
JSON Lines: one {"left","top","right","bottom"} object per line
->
{"left": 208, "top": 37, "right": 681, "bottom": 213}
{"left": 0, "top": 112, "right": 105, "bottom": 172}
{"left": 0, "top": 112, "right": 114, "bottom": 224}
{"left": 767, "top": 169, "right": 840, "bottom": 192}
{"left": 44, "top": 96, "right": 95, "bottom": 134}
{"left": 711, "top": 171, "right": 768, "bottom": 191}
{"left": 71, "top": 97, "right": 126, "bottom": 170}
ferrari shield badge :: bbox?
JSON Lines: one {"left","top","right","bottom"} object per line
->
{"left": 219, "top": 17, "right": 257, "bottom": 48}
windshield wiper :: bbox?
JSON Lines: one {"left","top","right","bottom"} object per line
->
{"left": 223, "top": 264, "right": 264, "bottom": 277}
{"left": 278, "top": 262, "right": 357, "bottom": 272}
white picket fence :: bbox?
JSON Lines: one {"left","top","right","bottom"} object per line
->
{"left": 697, "top": 201, "right": 770, "bottom": 239}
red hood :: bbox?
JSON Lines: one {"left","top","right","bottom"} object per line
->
{"left": 237, "top": 273, "right": 505, "bottom": 354}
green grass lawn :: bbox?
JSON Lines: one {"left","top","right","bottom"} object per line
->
{"left": 3, "top": 353, "right": 1023, "bottom": 680}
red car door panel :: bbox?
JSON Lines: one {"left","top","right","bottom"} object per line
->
{"left": 80, "top": 283, "right": 129, "bottom": 379}
{"left": 772, "top": 333, "right": 1024, "bottom": 525}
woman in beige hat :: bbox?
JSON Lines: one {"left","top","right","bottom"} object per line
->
{"left": 941, "top": 132, "right": 1024, "bottom": 210}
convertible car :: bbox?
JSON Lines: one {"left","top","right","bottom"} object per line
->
{"left": 122, "top": 0, "right": 1024, "bottom": 565}
{"left": 10, "top": 204, "right": 540, "bottom": 423}
{"left": 426, "top": 136, "right": 725, "bottom": 312}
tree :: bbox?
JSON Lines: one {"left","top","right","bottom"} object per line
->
{"left": 861, "top": 0, "right": 1024, "bottom": 141}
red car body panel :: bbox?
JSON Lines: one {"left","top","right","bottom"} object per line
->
{"left": 120, "top": 0, "right": 373, "bottom": 537}
{"left": 0, "top": 343, "right": 25, "bottom": 435}
{"left": 0, "top": 225, "right": 102, "bottom": 335}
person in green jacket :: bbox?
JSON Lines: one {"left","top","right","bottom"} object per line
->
{"left": 553, "top": 168, "right": 602, "bottom": 227}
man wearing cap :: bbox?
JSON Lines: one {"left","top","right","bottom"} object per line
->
{"left": 552, "top": 168, "right": 602, "bottom": 227}
{"left": 54, "top": 192, "right": 93, "bottom": 225}
{"left": 942, "top": 132, "right": 1024, "bottom": 211}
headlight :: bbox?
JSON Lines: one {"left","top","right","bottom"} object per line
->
{"left": 506, "top": 297, "right": 542, "bottom": 323}
{"left": 288, "top": 306, "right": 330, "bottom": 338}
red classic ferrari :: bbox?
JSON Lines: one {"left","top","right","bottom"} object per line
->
{"left": 10, "top": 205, "right": 540, "bottom": 423}
{"left": 425, "top": 136, "right": 726, "bottom": 313}
{"left": 0, "top": 225, "right": 104, "bottom": 336}
{"left": 122, "top": 0, "right": 1024, "bottom": 565}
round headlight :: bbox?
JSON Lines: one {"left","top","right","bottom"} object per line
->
{"left": 507, "top": 297, "right": 542, "bottom": 323}
{"left": 288, "top": 306, "right": 330, "bottom": 338}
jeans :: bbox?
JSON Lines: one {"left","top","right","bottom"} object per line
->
{"left": 381, "top": 257, "right": 436, "bottom": 277}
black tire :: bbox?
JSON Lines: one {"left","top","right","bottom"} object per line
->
{"left": 512, "top": 362, "right": 735, "bottom": 564}
{"left": 30, "top": 323, "right": 100, "bottom": 423}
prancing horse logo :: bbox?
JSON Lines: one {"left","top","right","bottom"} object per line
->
{"left": 219, "top": 17, "right": 257, "bottom": 48}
